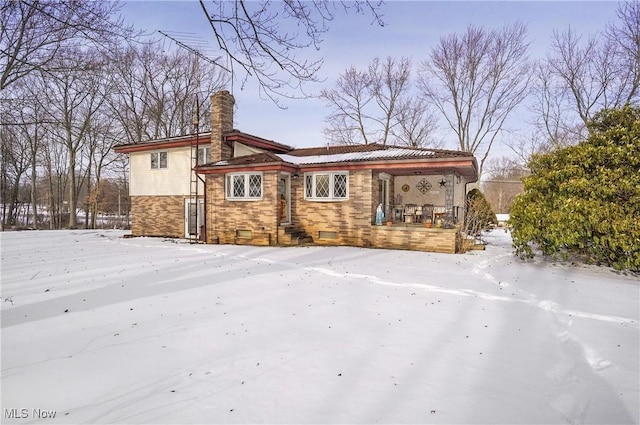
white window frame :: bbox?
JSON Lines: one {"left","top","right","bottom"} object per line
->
{"left": 150, "top": 151, "right": 168, "bottom": 169}
{"left": 197, "top": 146, "right": 211, "bottom": 165}
{"left": 304, "top": 171, "right": 349, "bottom": 201}
{"left": 225, "top": 172, "right": 263, "bottom": 201}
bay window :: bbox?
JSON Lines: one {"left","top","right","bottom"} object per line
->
{"left": 304, "top": 172, "right": 349, "bottom": 200}
{"left": 225, "top": 172, "right": 263, "bottom": 200}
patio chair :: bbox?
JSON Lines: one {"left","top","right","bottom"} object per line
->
{"left": 421, "top": 204, "right": 434, "bottom": 223}
{"left": 403, "top": 204, "right": 418, "bottom": 223}
{"left": 433, "top": 206, "right": 447, "bottom": 226}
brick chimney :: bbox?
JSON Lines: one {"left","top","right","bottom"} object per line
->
{"left": 210, "top": 90, "right": 235, "bottom": 163}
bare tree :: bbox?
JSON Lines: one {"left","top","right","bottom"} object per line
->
{"left": 40, "top": 136, "right": 68, "bottom": 229}
{"left": 606, "top": 1, "right": 640, "bottom": 103}
{"left": 37, "top": 48, "right": 109, "bottom": 228}
{"left": 11, "top": 86, "right": 46, "bottom": 229}
{"left": 0, "top": 109, "right": 30, "bottom": 228}
{"left": 0, "top": 0, "right": 136, "bottom": 91}
{"left": 369, "top": 57, "right": 411, "bottom": 145}
{"left": 198, "top": 0, "right": 384, "bottom": 105}
{"left": 528, "top": 62, "right": 585, "bottom": 149}
{"left": 390, "top": 97, "right": 442, "bottom": 148}
{"left": 418, "top": 23, "right": 532, "bottom": 177}
{"left": 524, "top": 2, "right": 639, "bottom": 159}
{"left": 322, "top": 56, "right": 438, "bottom": 147}
{"left": 322, "top": 65, "right": 374, "bottom": 144}
{"left": 547, "top": 28, "right": 613, "bottom": 126}
{"left": 109, "top": 43, "right": 228, "bottom": 143}
{"left": 83, "top": 113, "right": 122, "bottom": 228}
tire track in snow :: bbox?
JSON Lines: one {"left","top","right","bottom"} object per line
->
{"left": 303, "top": 266, "right": 637, "bottom": 327}
{"left": 110, "top": 236, "right": 638, "bottom": 327}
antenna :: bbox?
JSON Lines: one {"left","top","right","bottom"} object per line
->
{"left": 158, "top": 30, "right": 230, "bottom": 73}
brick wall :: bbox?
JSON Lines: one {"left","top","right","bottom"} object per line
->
{"left": 204, "top": 168, "right": 459, "bottom": 254}
{"left": 131, "top": 195, "right": 186, "bottom": 237}
{"left": 206, "top": 170, "right": 377, "bottom": 248}
{"left": 206, "top": 171, "right": 280, "bottom": 245}
{"left": 294, "top": 170, "right": 374, "bottom": 247}
{"left": 369, "top": 226, "right": 458, "bottom": 254}
{"left": 210, "top": 91, "right": 234, "bottom": 163}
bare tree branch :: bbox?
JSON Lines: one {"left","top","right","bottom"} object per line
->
{"left": 418, "top": 22, "right": 532, "bottom": 177}
{"left": 198, "top": 0, "right": 384, "bottom": 106}
{"left": 0, "top": 0, "right": 137, "bottom": 91}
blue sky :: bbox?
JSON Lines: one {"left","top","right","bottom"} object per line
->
{"left": 121, "top": 1, "right": 621, "bottom": 158}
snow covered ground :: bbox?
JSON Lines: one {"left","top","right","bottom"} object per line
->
{"left": 1, "top": 229, "right": 638, "bottom": 424}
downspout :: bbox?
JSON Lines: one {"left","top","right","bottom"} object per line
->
{"left": 198, "top": 174, "right": 206, "bottom": 242}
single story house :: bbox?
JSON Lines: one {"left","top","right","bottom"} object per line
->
{"left": 114, "top": 91, "right": 478, "bottom": 253}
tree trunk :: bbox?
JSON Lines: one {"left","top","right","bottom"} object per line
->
{"left": 68, "top": 149, "right": 76, "bottom": 228}
{"left": 30, "top": 155, "right": 38, "bottom": 229}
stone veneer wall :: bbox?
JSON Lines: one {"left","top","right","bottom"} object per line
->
{"left": 205, "top": 168, "right": 458, "bottom": 253}
{"left": 210, "top": 91, "right": 234, "bottom": 163}
{"left": 369, "top": 226, "right": 458, "bottom": 254}
{"left": 206, "top": 171, "right": 280, "bottom": 245}
{"left": 293, "top": 170, "right": 374, "bottom": 247}
{"left": 131, "top": 195, "right": 186, "bottom": 238}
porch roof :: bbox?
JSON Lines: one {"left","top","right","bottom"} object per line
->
{"left": 279, "top": 144, "right": 473, "bottom": 164}
{"left": 197, "top": 143, "right": 478, "bottom": 181}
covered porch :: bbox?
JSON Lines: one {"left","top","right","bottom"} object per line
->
{"left": 372, "top": 158, "right": 477, "bottom": 229}
{"left": 367, "top": 156, "right": 477, "bottom": 253}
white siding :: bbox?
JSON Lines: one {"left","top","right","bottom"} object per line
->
{"left": 130, "top": 147, "right": 204, "bottom": 196}
{"left": 234, "top": 142, "right": 263, "bottom": 157}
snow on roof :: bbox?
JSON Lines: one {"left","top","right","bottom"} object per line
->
{"left": 205, "top": 146, "right": 473, "bottom": 168}
{"left": 276, "top": 148, "right": 440, "bottom": 165}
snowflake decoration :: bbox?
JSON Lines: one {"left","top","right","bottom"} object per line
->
{"left": 416, "top": 178, "right": 432, "bottom": 194}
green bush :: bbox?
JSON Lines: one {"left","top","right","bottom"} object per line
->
{"left": 510, "top": 106, "right": 640, "bottom": 272}
{"left": 466, "top": 188, "right": 498, "bottom": 232}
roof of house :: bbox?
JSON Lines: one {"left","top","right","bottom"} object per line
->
{"left": 197, "top": 142, "right": 478, "bottom": 181}
{"left": 114, "top": 129, "right": 478, "bottom": 181}
{"left": 203, "top": 143, "right": 473, "bottom": 167}
{"left": 113, "top": 130, "right": 293, "bottom": 154}
{"left": 287, "top": 144, "right": 386, "bottom": 156}
{"left": 281, "top": 144, "right": 473, "bottom": 164}
{"left": 225, "top": 130, "right": 293, "bottom": 153}
{"left": 209, "top": 151, "right": 284, "bottom": 166}
{"left": 113, "top": 133, "right": 211, "bottom": 153}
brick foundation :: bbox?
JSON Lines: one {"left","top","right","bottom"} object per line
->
{"left": 131, "top": 196, "right": 186, "bottom": 238}
{"left": 369, "top": 225, "right": 458, "bottom": 254}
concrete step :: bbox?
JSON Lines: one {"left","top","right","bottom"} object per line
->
{"left": 278, "top": 225, "right": 312, "bottom": 246}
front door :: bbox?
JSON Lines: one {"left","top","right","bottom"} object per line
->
{"left": 185, "top": 199, "right": 204, "bottom": 239}
{"left": 278, "top": 175, "right": 291, "bottom": 224}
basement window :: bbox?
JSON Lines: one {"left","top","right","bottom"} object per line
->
{"left": 236, "top": 230, "right": 252, "bottom": 239}
{"left": 318, "top": 231, "right": 338, "bottom": 240}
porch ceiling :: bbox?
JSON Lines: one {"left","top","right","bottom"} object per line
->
{"left": 383, "top": 166, "right": 475, "bottom": 179}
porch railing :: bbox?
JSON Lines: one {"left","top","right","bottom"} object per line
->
{"left": 373, "top": 204, "right": 460, "bottom": 225}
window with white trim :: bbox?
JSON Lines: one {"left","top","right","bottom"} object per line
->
{"left": 225, "top": 173, "right": 263, "bottom": 200}
{"left": 197, "top": 146, "right": 211, "bottom": 164}
{"left": 151, "top": 151, "right": 167, "bottom": 169}
{"left": 304, "top": 172, "right": 349, "bottom": 200}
